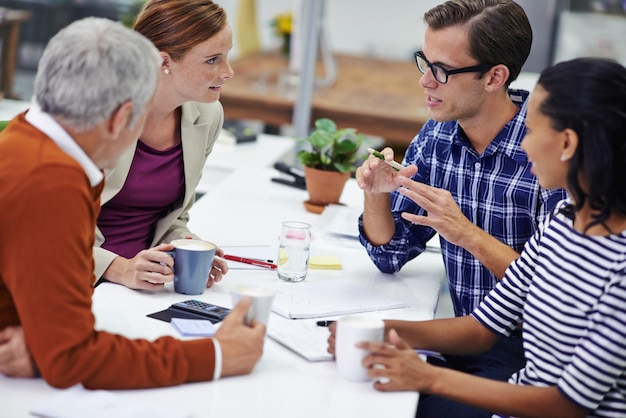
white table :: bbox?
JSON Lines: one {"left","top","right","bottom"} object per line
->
{"left": 197, "top": 133, "right": 296, "bottom": 194}
{"left": 0, "top": 167, "right": 445, "bottom": 418}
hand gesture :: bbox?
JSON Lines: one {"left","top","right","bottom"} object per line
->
{"left": 215, "top": 298, "right": 266, "bottom": 377}
{"left": 356, "top": 147, "right": 417, "bottom": 194}
{"left": 395, "top": 174, "right": 476, "bottom": 246}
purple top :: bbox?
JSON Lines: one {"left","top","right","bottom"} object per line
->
{"left": 97, "top": 140, "right": 185, "bottom": 258}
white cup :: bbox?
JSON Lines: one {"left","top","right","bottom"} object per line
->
{"left": 335, "top": 316, "right": 385, "bottom": 382}
{"left": 230, "top": 285, "right": 276, "bottom": 325}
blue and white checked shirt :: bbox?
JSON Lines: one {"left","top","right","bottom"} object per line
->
{"left": 359, "top": 89, "right": 568, "bottom": 317}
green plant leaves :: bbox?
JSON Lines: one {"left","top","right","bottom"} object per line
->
{"left": 297, "top": 118, "right": 367, "bottom": 173}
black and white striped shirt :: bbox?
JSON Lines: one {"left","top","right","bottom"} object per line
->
{"left": 473, "top": 202, "right": 626, "bottom": 417}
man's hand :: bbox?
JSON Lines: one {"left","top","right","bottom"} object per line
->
{"left": 358, "top": 148, "right": 418, "bottom": 245}
{"left": 395, "top": 174, "right": 478, "bottom": 247}
{"left": 215, "top": 298, "right": 266, "bottom": 377}
{"left": 394, "top": 174, "right": 520, "bottom": 279}
{"left": 0, "top": 326, "right": 37, "bottom": 378}
{"left": 356, "top": 147, "right": 417, "bottom": 194}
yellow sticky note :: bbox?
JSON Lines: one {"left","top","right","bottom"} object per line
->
{"left": 278, "top": 251, "right": 343, "bottom": 270}
{"left": 309, "top": 255, "right": 342, "bottom": 270}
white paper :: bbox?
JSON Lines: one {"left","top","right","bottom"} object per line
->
{"left": 171, "top": 318, "right": 216, "bottom": 337}
{"left": 271, "top": 281, "right": 405, "bottom": 319}
{"left": 31, "top": 386, "right": 191, "bottom": 418}
{"left": 316, "top": 204, "right": 360, "bottom": 240}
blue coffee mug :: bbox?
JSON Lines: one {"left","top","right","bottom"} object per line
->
{"left": 168, "top": 239, "right": 216, "bottom": 295}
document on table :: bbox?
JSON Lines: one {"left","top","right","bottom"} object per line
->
{"left": 316, "top": 204, "right": 360, "bottom": 240}
{"left": 271, "top": 281, "right": 405, "bottom": 319}
{"left": 315, "top": 204, "right": 361, "bottom": 248}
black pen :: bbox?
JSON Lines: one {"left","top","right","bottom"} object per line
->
{"left": 316, "top": 320, "right": 335, "bottom": 327}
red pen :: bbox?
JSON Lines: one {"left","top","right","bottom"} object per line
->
{"left": 223, "top": 254, "right": 277, "bottom": 270}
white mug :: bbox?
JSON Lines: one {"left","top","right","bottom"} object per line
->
{"left": 230, "top": 285, "right": 276, "bottom": 325}
{"left": 335, "top": 315, "right": 385, "bottom": 382}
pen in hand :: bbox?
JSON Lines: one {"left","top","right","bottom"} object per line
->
{"left": 367, "top": 148, "right": 404, "bottom": 172}
{"left": 223, "top": 254, "right": 277, "bottom": 270}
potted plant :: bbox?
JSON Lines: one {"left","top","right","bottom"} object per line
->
{"left": 297, "top": 118, "right": 367, "bottom": 212}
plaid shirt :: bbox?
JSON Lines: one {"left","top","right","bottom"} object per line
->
{"left": 359, "top": 89, "right": 568, "bottom": 316}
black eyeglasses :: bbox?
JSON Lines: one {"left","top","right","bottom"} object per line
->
{"left": 414, "top": 51, "right": 495, "bottom": 84}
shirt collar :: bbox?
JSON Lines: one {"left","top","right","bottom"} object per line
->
{"left": 25, "top": 102, "right": 103, "bottom": 186}
{"left": 451, "top": 89, "right": 530, "bottom": 162}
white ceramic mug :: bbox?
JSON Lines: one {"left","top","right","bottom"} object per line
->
{"left": 335, "top": 315, "right": 385, "bottom": 382}
{"left": 230, "top": 284, "right": 276, "bottom": 325}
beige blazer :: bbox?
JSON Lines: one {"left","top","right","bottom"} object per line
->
{"left": 93, "top": 101, "right": 224, "bottom": 280}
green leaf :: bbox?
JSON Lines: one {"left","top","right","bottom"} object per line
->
{"left": 314, "top": 118, "right": 336, "bottom": 133}
{"left": 335, "top": 138, "right": 358, "bottom": 153}
{"left": 297, "top": 117, "right": 365, "bottom": 173}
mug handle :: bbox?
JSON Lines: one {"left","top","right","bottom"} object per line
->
{"left": 165, "top": 250, "right": 175, "bottom": 261}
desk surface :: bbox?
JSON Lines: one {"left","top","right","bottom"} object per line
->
{"left": 1, "top": 167, "right": 445, "bottom": 418}
{"left": 220, "top": 52, "right": 428, "bottom": 150}
{"left": 198, "top": 133, "right": 296, "bottom": 194}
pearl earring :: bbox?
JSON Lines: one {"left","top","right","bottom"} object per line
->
{"left": 164, "top": 69, "right": 170, "bottom": 75}
{"left": 560, "top": 155, "right": 567, "bottom": 162}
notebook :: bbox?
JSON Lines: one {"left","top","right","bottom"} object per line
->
{"left": 271, "top": 281, "right": 405, "bottom": 320}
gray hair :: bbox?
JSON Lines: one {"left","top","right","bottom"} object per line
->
{"left": 34, "top": 17, "right": 161, "bottom": 132}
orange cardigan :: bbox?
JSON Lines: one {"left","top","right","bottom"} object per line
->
{"left": 0, "top": 114, "right": 216, "bottom": 389}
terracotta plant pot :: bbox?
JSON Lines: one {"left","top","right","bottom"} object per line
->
{"left": 303, "top": 166, "right": 350, "bottom": 213}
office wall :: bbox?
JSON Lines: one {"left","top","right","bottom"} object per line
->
{"left": 223, "top": 0, "right": 451, "bottom": 61}
{"left": 223, "top": 0, "right": 557, "bottom": 72}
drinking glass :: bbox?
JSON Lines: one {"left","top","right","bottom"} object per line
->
{"left": 277, "top": 221, "right": 311, "bottom": 282}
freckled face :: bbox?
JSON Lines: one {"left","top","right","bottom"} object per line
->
{"left": 521, "top": 86, "right": 568, "bottom": 190}
{"left": 168, "top": 25, "right": 234, "bottom": 103}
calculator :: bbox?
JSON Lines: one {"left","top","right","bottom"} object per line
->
{"left": 170, "top": 300, "right": 231, "bottom": 322}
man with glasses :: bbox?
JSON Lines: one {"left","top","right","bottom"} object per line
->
{"left": 356, "top": 1, "right": 567, "bottom": 417}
